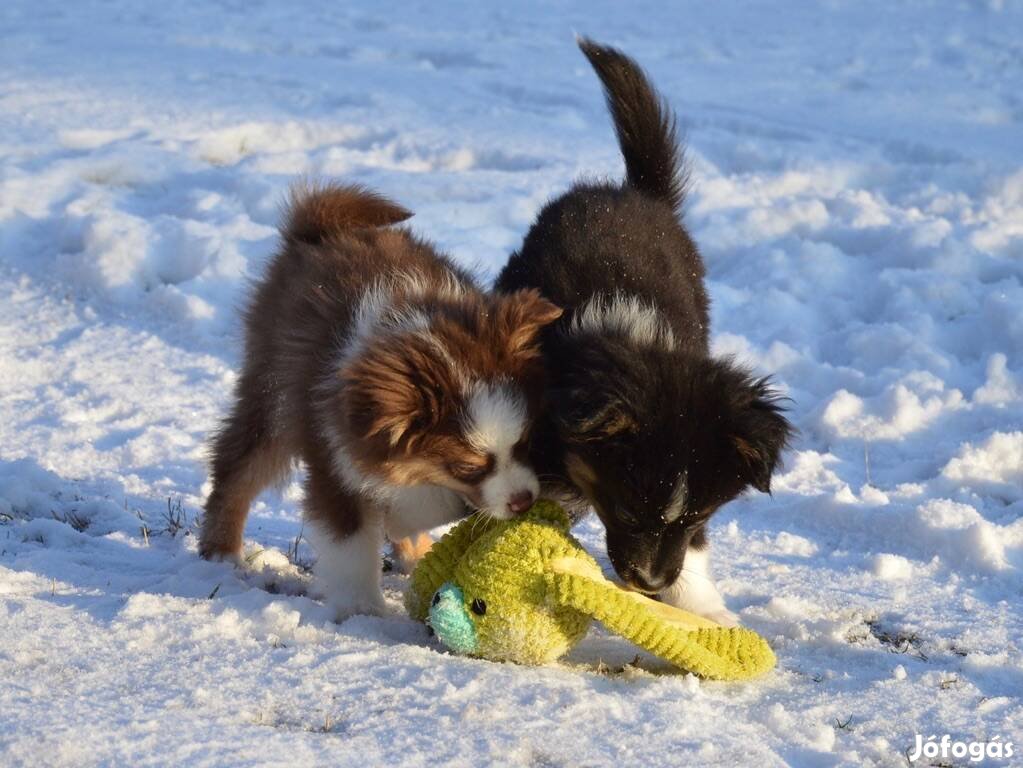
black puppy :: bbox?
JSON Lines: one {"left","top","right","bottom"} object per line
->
{"left": 496, "top": 39, "right": 792, "bottom": 625}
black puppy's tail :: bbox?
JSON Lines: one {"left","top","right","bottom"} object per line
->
{"left": 578, "top": 38, "right": 688, "bottom": 213}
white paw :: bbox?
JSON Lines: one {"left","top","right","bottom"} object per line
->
{"left": 327, "top": 593, "right": 388, "bottom": 622}
{"left": 657, "top": 575, "right": 740, "bottom": 627}
{"left": 700, "top": 607, "right": 741, "bottom": 628}
{"left": 202, "top": 549, "right": 244, "bottom": 567}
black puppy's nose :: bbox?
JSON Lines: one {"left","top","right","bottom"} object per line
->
{"left": 507, "top": 490, "right": 534, "bottom": 515}
{"left": 622, "top": 567, "right": 669, "bottom": 595}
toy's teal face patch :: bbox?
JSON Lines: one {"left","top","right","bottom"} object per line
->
{"left": 428, "top": 583, "right": 478, "bottom": 656}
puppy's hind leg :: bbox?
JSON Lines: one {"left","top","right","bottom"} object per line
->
{"left": 200, "top": 375, "right": 292, "bottom": 561}
{"left": 390, "top": 534, "right": 435, "bottom": 575}
{"left": 385, "top": 487, "right": 468, "bottom": 573}
{"left": 658, "top": 532, "right": 740, "bottom": 627}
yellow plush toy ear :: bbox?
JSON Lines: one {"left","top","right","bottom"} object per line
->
{"left": 544, "top": 558, "right": 776, "bottom": 681}
{"left": 405, "top": 514, "right": 498, "bottom": 622}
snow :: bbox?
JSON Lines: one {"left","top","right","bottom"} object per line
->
{"left": 872, "top": 554, "right": 914, "bottom": 582}
{"left": 2, "top": 1, "right": 1022, "bottom": 765}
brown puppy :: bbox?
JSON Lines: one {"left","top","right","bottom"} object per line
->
{"left": 200, "top": 182, "right": 561, "bottom": 619}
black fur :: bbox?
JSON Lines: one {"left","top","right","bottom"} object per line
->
{"left": 496, "top": 39, "right": 793, "bottom": 593}
{"left": 577, "top": 38, "right": 689, "bottom": 214}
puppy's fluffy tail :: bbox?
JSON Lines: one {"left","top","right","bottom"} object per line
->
{"left": 578, "top": 38, "right": 688, "bottom": 213}
{"left": 282, "top": 182, "right": 413, "bottom": 244}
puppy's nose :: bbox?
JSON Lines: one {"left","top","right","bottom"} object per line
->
{"left": 507, "top": 490, "right": 534, "bottom": 515}
{"left": 623, "top": 568, "right": 669, "bottom": 595}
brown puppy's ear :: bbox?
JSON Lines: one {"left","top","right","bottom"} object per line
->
{"left": 341, "top": 339, "right": 450, "bottom": 451}
{"left": 498, "top": 289, "right": 563, "bottom": 355}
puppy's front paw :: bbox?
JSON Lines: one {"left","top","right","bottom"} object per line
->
{"left": 658, "top": 576, "right": 740, "bottom": 627}
{"left": 327, "top": 593, "right": 389, "bottom": 623}
{"left": 198, "top": 543, "right": 244, "bottom": 566}
{"left": 700, "top": 607, "right": 741, "bottom": 628}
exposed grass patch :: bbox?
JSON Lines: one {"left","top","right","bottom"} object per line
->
{"left": 51, "top": 509, "right": 90, "bottom": 532}
{"left": 286, "top": 523, "right": 313, "bottom": 574}
{"left": 847, "top": 616, "right": 928, "bottom": 662}
{"left": 160, "top": 497, "right": 193, "bottom": 537}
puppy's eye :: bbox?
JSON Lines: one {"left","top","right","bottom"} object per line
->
{"left": 448, "top": 461, "right": 489, "bottom": 484}
{"left": 470, "top": 597, "right": 487, "bottom": 616}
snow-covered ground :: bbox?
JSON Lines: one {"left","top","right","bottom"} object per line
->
{"left": 2, "top": 1, "right": 1022, "bottom": 765}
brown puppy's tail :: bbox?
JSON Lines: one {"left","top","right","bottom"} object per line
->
{"left": 578, "top": 38, "right": 689, "bottom": 214}
{"left": 282, "top": 182, "right": 413, "bottom": 244}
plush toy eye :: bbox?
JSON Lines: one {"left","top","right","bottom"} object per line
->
{"left": 470, "top": 597, "right": 487, "bottom": 616}
{"left": 431, "top": 592, "right": 441, "bottom": 607}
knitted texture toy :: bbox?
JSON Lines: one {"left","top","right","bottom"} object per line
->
{"left": 406, "top": 501, "right": 775, "bottom": 681}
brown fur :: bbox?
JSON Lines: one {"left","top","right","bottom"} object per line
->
{"left": 391, "top": 533, "right": 434, "bottom": 574}
{"left": 283, "top": 183, "right": 412, "bottom": 244}
{"left": 200, "top": 182, "right": 560, "bottom": 562}
{"left": 335, "top": 292, "right": 560, "bottom": 470}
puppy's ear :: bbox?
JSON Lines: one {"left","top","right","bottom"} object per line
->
{"left": 727, "top": 375, "right": 793, "bottom": 494}
{"left": 499, "top": 289, "right": 563, "bottom": 355}
{"left": 579, "top": 399, "right": 637, "bottom": 441}
{"left": 559, "top": 395, "right": 638, "bottom": 443}
{"left": 341, "top": 339, "right": 451, "bottom": 451}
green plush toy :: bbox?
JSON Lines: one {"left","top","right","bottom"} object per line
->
{"left": 406, "top": 501, "right": 775, "bottom": 681}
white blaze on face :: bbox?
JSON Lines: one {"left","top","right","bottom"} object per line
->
{"left": 463, "top": 382, "right": 537, "bottom": 519}
{"left": 661, "top": 471, "right": 689, "bottom": 525}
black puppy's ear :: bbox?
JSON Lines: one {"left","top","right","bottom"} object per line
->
{"left": 729, "top": 376, "right": 793, "bottom": 494}
{"left": 553, "top": 341, "right": 642, "bottom": 443}
{"left": 579, "top": 399, "right": 637, "bottom": 441}
{"left": 558, "top": 394, "right": 637, "bottom": 443}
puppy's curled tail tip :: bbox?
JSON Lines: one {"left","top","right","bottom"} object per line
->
{"left": 282, "top": 181, "right": 413, "bottom": 245}
{"left": 577, "top": 37, "right": 688, "bottom": 214}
